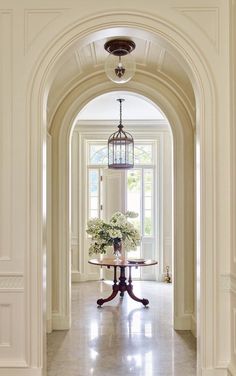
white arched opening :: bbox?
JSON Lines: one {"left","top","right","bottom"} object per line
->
{"left": 27, "top": 12, "right": 216, "bottom": 375}
{"left": 48, "top": 74, "right": 194, "bottom": 334}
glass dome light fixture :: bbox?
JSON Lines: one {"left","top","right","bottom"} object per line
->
{"left": 104, "top": 39, "right": 136, "bottom": 84}
{"left": 108, "top": 98, "right": 134, "bottom": 169}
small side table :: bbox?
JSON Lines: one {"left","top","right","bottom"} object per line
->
{"left": 88, "top": 258, "right": 158, "bottom": 307}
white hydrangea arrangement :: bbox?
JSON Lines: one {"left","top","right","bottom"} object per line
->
{"left": 86, "top": 211, "right": 140, "bottom": 256}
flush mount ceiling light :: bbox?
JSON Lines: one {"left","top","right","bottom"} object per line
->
{"left": 104, "top": 39, "right": 136, "bottom": 84}
{"left": 108, "top": 98, "right": 134, "bottom": 169}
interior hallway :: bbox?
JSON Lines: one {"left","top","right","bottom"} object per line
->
{"left": 47, "top": 281, "right": 196, "bottom": 376}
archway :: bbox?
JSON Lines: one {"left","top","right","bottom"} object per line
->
{"left": 48, "top": 74, "right": 194, "bottom": 335}
{"left": 27, "top": 13, "right": 215, "bottom": 374}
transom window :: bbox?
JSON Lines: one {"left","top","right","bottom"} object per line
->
{"left": 88, "top": 142, "right": 153, "bottom": 165}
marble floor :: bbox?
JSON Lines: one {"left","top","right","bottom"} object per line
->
{"left": 47, "top": 281, "right": 196, "bottom": 376}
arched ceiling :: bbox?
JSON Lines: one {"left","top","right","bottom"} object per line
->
{"left": 47, "top": 34, "right": 195, "bottom": 123}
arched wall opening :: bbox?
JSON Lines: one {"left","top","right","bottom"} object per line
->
{"left": 48, "top": 74, "right": 194, "bottom": 335}
{"left": 27, "top": 13, "right": 216, "bottom": 374}
{"left": 70, "top": 91, "right": 173, "bottom": 285}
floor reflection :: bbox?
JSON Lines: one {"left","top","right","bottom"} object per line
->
{"left": 47, "top": 281, "right": 196, "bottom": 376}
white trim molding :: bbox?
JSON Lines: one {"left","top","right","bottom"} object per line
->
{"left": 0, "top": 368, "right": 42, "bottom": 376}
{"left": 201, "top": 369, "right": 230, "bottom": 376}
{"left": 0, "top": 274, "right": 24, "bottom": 291}
{"left": 174, "top": 314, "right": 192, "bottom": 330}
{"left": 71, "top": 271, "right": 99, "bottom": 282}
{"left": 191, "top": 314, "right": 197, "bottom": 338}
{"left": 228, "top": 362, "right": 236, "bottom": 376}
{"left": 52, "top": 313, "right": 70, "bottom": 330}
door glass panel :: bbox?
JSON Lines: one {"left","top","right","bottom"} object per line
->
{"left": 145, "top": 197, "right": 151, "bottom": 210}
{"left": 90, "top": 197, "right": 98, "bottom": 210}
{"left": 127, "top": 169, "right": 142, "bottom": 278}
{"left": 88, "top": 169, "right": 100, "bottom": 219}
{"left": 127, "top": 169, "right": 141, "bottom": 232}
{"left": 144, "top": 169, "right": 153, "bottom": 236}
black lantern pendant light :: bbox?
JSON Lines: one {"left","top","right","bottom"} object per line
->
{"left": 108, "top": 99, "right": 134, "bottom": 169}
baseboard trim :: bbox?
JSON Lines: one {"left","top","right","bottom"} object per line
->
{"left": 201, "top": 368, "right": 229, "bottom": 376}
{"left": 46, "top": 318, "right": 52, "bottom": 334}
{"left": 174, "top": 314, "right": 192, "bottom": 330}
{"left": 191, "top": 314, "right": 197, "bottom": 337}
{"left": 228, "top": 362, "right": 236, "bottom": 376}
{"left": 0, "top": 368, "right": 42, "bottom": 376}
{"left": 72, "top": 271, "right": 99, "bottom": 282}
{"left": 52, "top": 313, "right": 70, "bottom": 330}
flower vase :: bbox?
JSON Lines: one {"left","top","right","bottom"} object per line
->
{"left": 113, "top": 241, "right": 122, "bottom": 262}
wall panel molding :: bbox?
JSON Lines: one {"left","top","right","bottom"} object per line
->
{"left": 24, "top": 9, "right": 67, "bottom": 53}
{"left": 0, "top": 10, "right": 13, "bottom": 261}
{"left": 0, "top": 304, "right": 11, "bottom": 347}
{"left": 0, "top": 292, "right": 25, "bottom": 364}
{"left": 174, "top": 6, "right": 219, "bottom": 53}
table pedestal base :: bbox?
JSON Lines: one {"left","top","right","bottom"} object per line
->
{"left": 97, "top": 266, "right": 149, "bottom": 307}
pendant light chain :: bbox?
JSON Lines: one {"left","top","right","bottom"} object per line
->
{"left": 118, "top": 98, "right": 124, "bottom": 129}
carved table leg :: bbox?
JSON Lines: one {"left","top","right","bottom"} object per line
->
{"left": 97, "top": 265, "right": 150, "bottom": 306}
{"left": 97, "top": 266, "right": 119, "bottom": 306}
{"left": 126, "top": 266, "right": 149, "bottom": 306}
{"left": 119, "top": 266, "right": 127, "bottom": 298}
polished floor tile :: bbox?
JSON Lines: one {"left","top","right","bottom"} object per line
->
{"left": 47, "top": 281, "right": 196, "bottom": 375}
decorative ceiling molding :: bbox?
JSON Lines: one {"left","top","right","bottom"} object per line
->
{"left": 24, "top": 9, "right": 66, "bottom": 53}
{"left": 174, "top": 7, "right": 219, "bottom": 53}
{"left": 157, "top": 48, "right": 166, "bottom": 72}
{"left": 138, "top": 40, "right": 151, "bottom": 66}
{"left": 74, "top": 49, "right": 83, "bottom": 74}
{"left": 90, "top": 42, "right": 98, "bottom": 67}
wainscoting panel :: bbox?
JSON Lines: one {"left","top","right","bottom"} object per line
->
{"left": 0, "top": 291, "right": 25, "bottom": 362}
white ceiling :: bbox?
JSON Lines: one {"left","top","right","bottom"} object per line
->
{"left": 77, "top": 92, "right": 165, "bottom": 120}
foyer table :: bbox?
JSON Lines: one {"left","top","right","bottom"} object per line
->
{"left": 88, "top": 258, "right": 158, "bottom": 307}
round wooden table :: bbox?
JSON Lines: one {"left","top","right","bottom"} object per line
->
{"left": 88, "top": 258, "right": 158, "bottom": 307}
